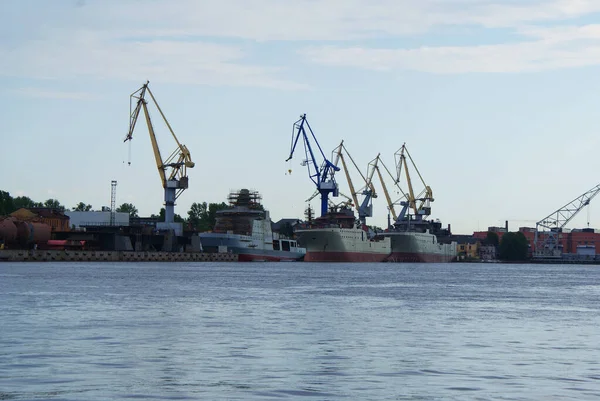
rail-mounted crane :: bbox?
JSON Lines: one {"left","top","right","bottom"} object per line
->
{"left": 124, "top": 81, "right": 195, "bottom": 225}
{"left": 368, "top": 144, "right": 433, "bottom": 227}
{"left": 534, "top": 183, "right": 600, "bottom": 258}
{"left": 333, "top": 140, "right": 377, "bottom": 226}
{"left": 286, "top": 114, "right": 340, "bottom": 217}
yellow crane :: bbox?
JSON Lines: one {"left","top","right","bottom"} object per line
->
{"left": 394, "top": 143, "right": 433, "bottom": 219}
{"left": 333, "top": 141, "right": 377, "bottom": 225}
{"left": 124, "top": 81, "right": 195, "bottom": 225}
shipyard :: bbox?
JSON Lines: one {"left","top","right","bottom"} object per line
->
{"left": 2, "top": 81, "right": 600, "bottom": 264}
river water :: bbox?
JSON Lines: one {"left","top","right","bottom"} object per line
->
{"left": 1, "top": 262, "right": 600, "bottom": 400}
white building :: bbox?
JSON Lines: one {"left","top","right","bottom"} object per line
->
{"left": 65, "top": 211, "right": 130, "bottom": 228}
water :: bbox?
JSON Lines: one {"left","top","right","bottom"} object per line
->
{"left": 1, "top": 262, "right": 600, "bottom": 400}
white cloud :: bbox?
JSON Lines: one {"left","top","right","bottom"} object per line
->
{"left": 299, "top": 24, "right": 600, "bottom": 73}
{"left": 11, "top": 87, "right": 98, "bottom": 100}
{"left": 0, "top": 35, "right": 306, "bottom": 90}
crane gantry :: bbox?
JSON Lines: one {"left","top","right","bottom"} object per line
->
{"left": 124, "top": 81, "right": 195, "bottom": 226}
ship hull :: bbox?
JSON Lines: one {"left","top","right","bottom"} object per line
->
{"left": 296, "top": 227, "right": 391, "bottom": 263}
{"left": 384, "top": 231, "right": 457, "bottom": 263}
{"left": 199, "top": 233, "right": 305, "bottom": 262}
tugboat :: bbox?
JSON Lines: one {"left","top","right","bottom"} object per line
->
{"left": 199, "top": 189, "right": 306, "bottom": 261}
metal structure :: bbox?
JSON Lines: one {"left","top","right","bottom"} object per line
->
{"left": 368, "top": 144, "right": 433, "bottom": 226}
{"left": 333, "top": 141, "right": 377, "bottom": 225}
{"left": 534, "top": 183, "right": 600, "bottom": 258}
{"left": 124, "top": 81, "right": 195, "bottom": 224}
{"left": 110, "top": 180, "right": 117, "bottom": 226}
{"left": 286, "top": 114, "right": 339, "bottom": 216}
{"left": 394, "top": 143, "right": 433, "bottom": 220}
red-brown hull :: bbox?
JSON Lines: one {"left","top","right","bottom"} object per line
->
{"left": 386, "top": 252, "right": 456, "bottom": 263}
{"left": 304, "top": 251, "right": 390, "bottom": 263}
{"left": 238, "top": 253, "right": 302, "bottom": 262}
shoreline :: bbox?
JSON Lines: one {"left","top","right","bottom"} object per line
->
{"left": 0, "top": 249, "right": 238, "bottom": 262}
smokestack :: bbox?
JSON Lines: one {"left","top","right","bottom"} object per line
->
{"left": 505, "top": 220, "right": 508, "bottom": 232}
{"left": 448, "top": 223, "right": 451, "bottom": 234}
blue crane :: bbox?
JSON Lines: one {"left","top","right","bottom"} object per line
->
{"left": 286, "top": 114, "right": 340, "bottom": 217}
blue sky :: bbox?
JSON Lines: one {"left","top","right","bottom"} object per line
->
{"left": 2, "top": 0, "right": 600, "bottom": 234}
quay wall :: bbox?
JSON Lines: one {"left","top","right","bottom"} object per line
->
{"left": 0, "top": 250, "right": 238, "bottom": 262}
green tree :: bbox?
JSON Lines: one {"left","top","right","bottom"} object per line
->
{"left": 485, "top": 231, "right": 500, "bottom": 246}
{"left": 188, "top": 202, "right": 208, "bottom": 231}
{"left": 498, "top": 232, "right": 529, "bottom": 261}
{"left": 72, "top": 202, "right": 92, "bottom": 211}
{"left": 13, "top": 196, "right": 42, "bottom": 209}
{"left": 206, "top": 202, "right": 228, "bottom": 230}
{"left": 0, "top": 191, "right": 14, "bottom": 215}
{"left": 44, "top": 198, "right": 65, "bottom": 211}
{"left": 116, "top": 203, "right": 139, "bottom": 218}
{"left": 153, "top": 207, "right": 185, "bottom": 223}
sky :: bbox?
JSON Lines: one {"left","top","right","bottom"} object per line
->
{"left": 2, "top": 0, "right": 600, "bottom": 234}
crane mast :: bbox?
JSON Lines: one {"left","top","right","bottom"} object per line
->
{"left": 368, "top": 154, "right": 397, "bottom": 222}
{"left": 333, "top": 141, "right": 377, "bottom": 225}
{"left": 124, "top": 81, "right": 195, "bottom": 225}
{"left": 534, "top": 183, "right": 600, "bottom": 258}
{"left": 394, "top": 144, "right": 433, "bottom": 222}
{"left": 286, "top": 114, "right": 339, "bottom": 217}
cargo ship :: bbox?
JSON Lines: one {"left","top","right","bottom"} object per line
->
{"left": 383, "top": 217, "right": 457, "bottom": 263}
{"left": 199, "top": 189, "right": 306, "bottom": 261}
{"left": 294, "top": 206, "right": 391, "bottom": 262}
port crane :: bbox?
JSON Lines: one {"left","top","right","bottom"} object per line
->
{"left": 394, "top": 143, "right": 433, "bottom": 221}
{"left": 286, "top": 114, "right": 340, "bottom": 217}
{"left": 534, "top": 183, "right": 600, "bottom": 258}
{"left": 333, "top": 140, "right": 377, "bottom": 225}
{"left": 368, "top": 144, "right": 433, "bottom": 227}
{"left": 124, "top": 81, "right": 195, "bottom": 225}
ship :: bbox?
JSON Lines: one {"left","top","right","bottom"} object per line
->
{"left": 378, "top": 143, "right": 457, "bottom": 263}
{"left": 294, "top": 205, "right": 391, "bottom": 262}
{"left": 199, "top": 189, "right": 306, "bottom": 261}
{"left": 383, "top": 216, "right": 457, "bottom": 263}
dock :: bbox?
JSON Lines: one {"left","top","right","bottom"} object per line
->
{"left": 0, "top": 250, "right": 238, "bottom": 262}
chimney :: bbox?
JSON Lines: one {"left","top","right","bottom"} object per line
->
{"left": 505, "top": 220, "right": 508, "bottom": 232}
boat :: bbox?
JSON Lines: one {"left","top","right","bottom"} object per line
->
{"left": 383, "top": 218, "right": 457, "bottom": 263}
{"left": 294, "top": 206, "right": 391, "bottom": 262}
{"left": 199, "top": 189, "right": 306, "bottom": 261}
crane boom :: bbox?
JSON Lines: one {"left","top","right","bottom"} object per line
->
{"left": 369, "top": 154, "right": 397, "bottom": 222}
{"left": 124, "top": 81, "right": 195, "bottom": 225}
{"left": 534, "top": 183, "right": 600, "bottom": 258}
{"left": 286, "top": 114, "right": 339, "bottom": 216}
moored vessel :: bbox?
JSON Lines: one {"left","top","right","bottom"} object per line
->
{"left": 199, "top": 189, "right": 306, "bottom": 261}
{"left": 295, "top": 206, "right": 391, "bottom": 262}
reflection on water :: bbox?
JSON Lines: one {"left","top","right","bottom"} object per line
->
{"left": 1, "top": 262, "right": 600, "bottom": 400}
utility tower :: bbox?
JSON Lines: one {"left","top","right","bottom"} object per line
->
{"left": 110, "top": 180, "right": 117, "bottom": 226}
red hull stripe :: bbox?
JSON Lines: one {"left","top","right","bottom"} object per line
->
{"left": 304, "top": 251, "right": 389, "bottom": 263}
{"left": 385, "top": 252, "right": 456, "bottom": 263}
{"left": 238, "top": 254, "right": 301, "bottom": 262}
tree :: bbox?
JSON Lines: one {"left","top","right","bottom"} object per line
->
{"left": 188, "top": 202, "right": 208, "bottom": 231}
{"left": 153, "top": 207, "right": 185, "bottom": 223}
{"left": 13, "top": 196, "right": 42, "bottom": 209}
{"left": 116, "top": 203, "right": 139, "bottom": 218}
{"left": 73, "top": 202, "right": 92, "bottom": 211}
{"left": 44, "top": 198, "right": 65, "bottom": 211}
{"left": 0, "top": 191, "right": 14, "bottom": 216}
{"left": 206, "top": 202, "right": 228, "bottom": 231}
{"left": 498, "top": 232, "right": 529, "bottom": 261}
{"left": 485, "top": 231, "right": 500, "bottom": 247}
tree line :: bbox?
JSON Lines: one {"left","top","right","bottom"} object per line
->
{"left": 0, "top": 190, "right": 230, "bottom": 232}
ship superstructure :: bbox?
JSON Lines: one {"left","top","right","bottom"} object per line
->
{"left": 199, "top": 189, "right": 305, "bottom": 261}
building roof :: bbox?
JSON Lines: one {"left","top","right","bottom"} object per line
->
{"left": 10, "top": 207, "right": 69, "bottom": 221}
{"left": 271, "top": 218, "right": 302, "bottom": 231}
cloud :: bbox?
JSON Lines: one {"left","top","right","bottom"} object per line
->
{"left": 299, "top": 24, "right": 600, "bottom": 73}
{"left": 0, "top": 35, "right": 306, "bottom": 90}
{"left": 11, "top": 87, "right": 98, "bottom": 100}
